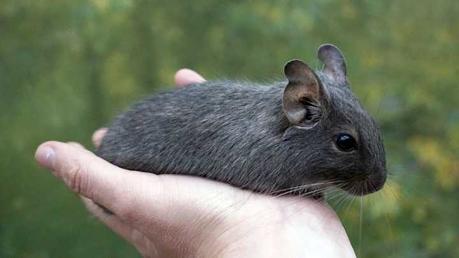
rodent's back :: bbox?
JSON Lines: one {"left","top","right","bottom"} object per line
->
{"left": 97, "top": 81, "right": 294, "bottom": 192}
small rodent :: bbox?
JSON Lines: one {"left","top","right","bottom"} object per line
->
{"left": 97, "top": 44, "right": 387, "bottom": 197}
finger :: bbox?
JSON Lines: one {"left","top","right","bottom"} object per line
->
{"left": 35, "top": 141, "right": 149, "bottom": 216}
{"left": 92, "top": 128, "right": 108, "bottom": 148}
{"left": 174, "top": 68, "right": 206, "bottom": 87}
{"left": 67, "top": 141, "right": 85, "bottom": 150}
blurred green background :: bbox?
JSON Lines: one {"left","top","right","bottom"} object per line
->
{"left": 1, "top": 0, "right": 458, "bottom": 257}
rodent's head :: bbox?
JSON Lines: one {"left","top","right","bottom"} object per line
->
{"left": 282, "top": 44, "right": 386, "bottom": 196}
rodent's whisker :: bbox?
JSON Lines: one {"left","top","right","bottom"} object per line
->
{"left": 296, "top": 182, "right": 346, "bottom": 199}
{"left": 358, "top": 197, "right": 364, "bottom": 258}
{"left": 324, "top": 189, "right": 346, "bottom": 202}
{"left": 333, "top": 188, "right": 355, "bottom": 213}
{"left": 271, "top": 180, "right": 345, "bottom": 198}
{"left": 331, "top": 194, "right": 348, "bottom": 212}
{"left": 268, "top": 180, "right": 339, "bottom": 196}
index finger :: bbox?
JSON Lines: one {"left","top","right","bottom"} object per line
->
{"left": 174, "top": 68, "right": 206, "bottom": 87}
{"left": 92, "top": 128, "right": 108, "bottom": 148}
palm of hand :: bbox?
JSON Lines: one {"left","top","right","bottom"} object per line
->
{"left": 35, "top": 69, "right": 355, "bottom": 258}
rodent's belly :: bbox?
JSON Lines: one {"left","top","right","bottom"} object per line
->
{"left": 96, "top": 121, "right": 298, "bottom": 195}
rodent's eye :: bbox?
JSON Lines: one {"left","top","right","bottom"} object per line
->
{"left": 335, "top": 133, "right": 357, "bottom": 152}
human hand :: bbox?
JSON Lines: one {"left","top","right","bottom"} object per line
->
{"left": 35, "top": 68, "right": 356, "bottom": 258}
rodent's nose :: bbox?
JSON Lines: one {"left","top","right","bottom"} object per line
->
{"left": 367, "top": 167, "right": 387, "bottom": 192}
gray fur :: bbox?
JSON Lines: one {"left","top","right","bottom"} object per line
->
{"left": 97, "top": 44, "right": 386, "bottom": 196}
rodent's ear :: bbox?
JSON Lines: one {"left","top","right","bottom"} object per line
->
{"left": 283, "top": 59, "right": 324, "bottom": 129}
{"left": 317, "top": 44, "right": 347, "bottom": 85}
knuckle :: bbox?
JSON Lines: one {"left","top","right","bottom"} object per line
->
{"left": 65, "top": 162, "right": 90, "bottom": 195}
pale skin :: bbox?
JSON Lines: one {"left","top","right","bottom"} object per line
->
{"left": 34, "top": 69, "right": 356, "bottom": 258}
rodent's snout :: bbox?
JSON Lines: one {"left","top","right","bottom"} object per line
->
{"left": 367, "top": 168, "right": 387, "bottom": 192}
{"left": 343, "top": 168, "right": 387, "bottom": 196}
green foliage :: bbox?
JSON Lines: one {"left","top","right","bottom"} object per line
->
{"left": 1, "top": 0, "right": 458, "bottom": 257}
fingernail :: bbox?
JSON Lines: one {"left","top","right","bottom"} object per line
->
{"left": 35, "top": 145, "right": 56, "bottom": 170}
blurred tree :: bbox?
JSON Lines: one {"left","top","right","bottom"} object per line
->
{"left": 1, "top": 0, "right": 458, "bottom": 257}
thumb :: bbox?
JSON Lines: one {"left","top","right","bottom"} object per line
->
{"left": 34, "top": 141, "right": 136, "bottom": 213}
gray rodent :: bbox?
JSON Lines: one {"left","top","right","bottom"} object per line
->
{"left": 96, "top": 44, "right": 387, "bottom": 198}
